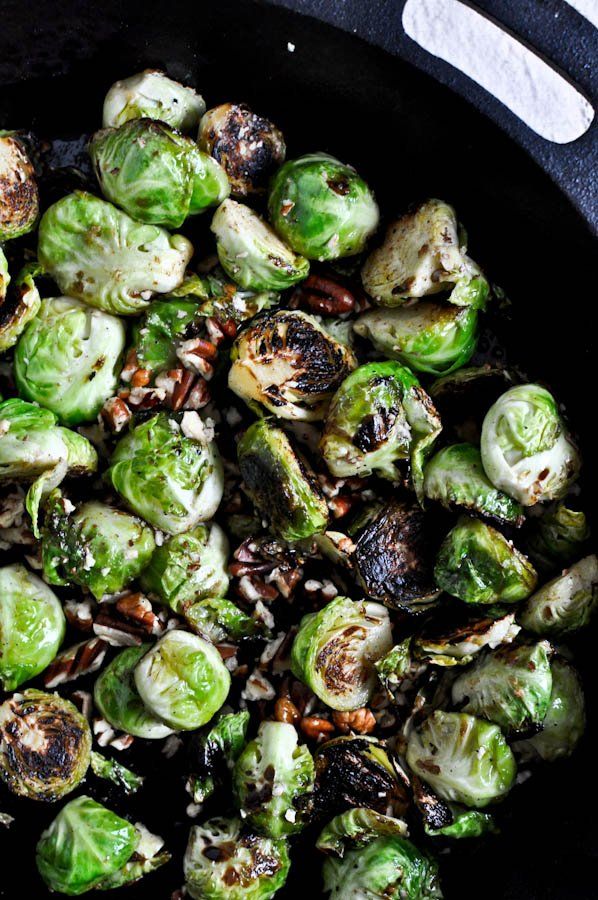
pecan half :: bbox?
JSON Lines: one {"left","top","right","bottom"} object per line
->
{"left": 291, "top": 274, "right": 355, "bottom": 316}
{"left": 300, "top": 716, "right": 335, "bottom": 740}
{"left": 332, "top": 708, "right": 376, "bottom": 735}
{"left": 43, "top": 637, "right": 108, "bottom": 689}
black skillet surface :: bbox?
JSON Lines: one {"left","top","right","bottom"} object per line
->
{"left": 0, "top": 0, "right": 597, "bottom": 897}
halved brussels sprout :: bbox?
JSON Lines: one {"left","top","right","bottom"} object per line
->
{"left": 268, "top": 153, "right": 379, "bottom": 260}
{"left": 424, "top": 443, "right": 524, "bottom": 525}
{"left": 134, "top": 630, "right": 231, "bottom": 731}
{"left": 413, "top": 611, "right": 520, "bottom": 667}
{"left": 103, "top": 69, "right": 205, "bottom": 131}
{"left": 237, "top": 418, "right": 329, "bottom": 542}
{"left": 107, "top": 411, "right": 224, "bottom": 534}
{"left": 229, "top": 309, "right": 357, "bottom": 421}
{"left": 435, "top": 516, "right": 538, "bottom": 605}
{"left": 90, "top": 119, "right": 229, "bottom": 228}
{"left": 0, "top": 690, "right": 91, "bottom": 801}
{"left": 199, "top": 102, "right": 285, "bottom": 196}
{"left": 38, "top": 191, "right": 193, "bottom": 315}
{"left": 93, "top": 645, "right": 174, "bottom": 739}
{"left": 451, "top": 641, "right": 553, "bottom": 734}
{"left": 354, "top": 302, "right": 478, "bottom": 376}
{"left": 0, "top": 132, "right": 39, "bottom": 240}
{"left": 184, "top": 596, "right": 265, "bottom": 644}
{"left": 316, "top": 808, "right": 408, "bottom": 857}
{"left": 212, "top": 199, "right": 309, "bottom": 291}
{"left": 406, "top": 710, "right": 516, "bottom": 808}
{"left": 189, "top": 710, "right": 250, "bottom": 803}
{"left": 14, "top": 296, "right": 125, "bottom": 425}
{"left": 0, "top": 563, "right": 65, "bottom": 691}
{"left": 518, "top": 554, "right": 598, "bottom": 636}
{"left": 361, "top": 199, "right": 488, "bottom": 308}
{"left": 0, "top": 261, "right": 42, "bottom": 353}
{"left": 425, "top": 808, "right": 497, "bottom": 840}
{"left": 480, "top": 384, "right": 581, "bottom": 506}
{"left": 527, "top": 500, "right": 591, "bottom": 574}
{"left": 184, "top": 817, "right": 290, "bottom": 900}
{"left": 233, "top": 721, "right": 315, "bottom": 837}
{"left": 291, "top": 596, "right": 392, "bottom": 711}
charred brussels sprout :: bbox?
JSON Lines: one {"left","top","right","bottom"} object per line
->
{"left": 14, "top": 296, "right": 125, "bottom": 425}
{"left": 518, "top": 554, "right": 598, "bottom": 636}
{"left": 233, "top": 721, "right": 315, "bottom": 837}
{"left": 413, "top": 611, "right": 520, "bottom": 667}
{"left": 199, "top": 102, "right": 286, "bottom": 197}
{"left": 354, "top": 302, "right": 478, "bottom": 376}
{"left": 107, "top": 411, "right": 224, "bottom": 534}
{"left": 0, "top": 131, "right": 39, "bottom": 240}
{"left": 237, "top": 418, "right": 329, "bottom": 542}
{"left": 316, "top": 808, "right": 408, "bottom": 856}
{"left": 229, "top": 309, "right": 357, "bottom": 421}
{"left": 0, "top": 690, "right": 91, "bottom": 801}
{"left": 103, "top": 69, "right": 205, "bottom": 131}
{"left": 514, "top": 658, "right": 585, "bottom": 762}
{"left": 291, "top": 596, "right": 392, "bottom": 710}
{"left": 189, "top": 710, "right": 250, "bottom": 803}
{"left": 435, "top": 517, "right": 537, "bottom": 605}
{"left": 0, "top": 563, "right": 65, "bottom": 691}
{"left": 268, "top": 153, "right": 379, "bottom": 260}
{"left": 406, "top": 711, "right": 516, "bottom": 808}
{"left": 480, "top": 384, "right": 581, "bottom": 506}
{"left": 0, "top": 262, "right": 42, "bottom": 353}
{"left": 527, "top": 501, "right": 590, "bottom": 573}
{"left": 361, "top": 199, "right": 488, "bottom": 308}
{"left": 38, "top": 192, "right": 193, "bottom": 315}
{"left": 184, "top": 817, "right": 290, "bottom": 900}
{"left": 212, "top": 199, "right": 309, "bottom": 290}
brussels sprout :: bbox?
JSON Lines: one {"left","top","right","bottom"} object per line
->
{"left": 413, "top": 611, "right": 520, "bottom": 667}
{"left": 229, "top": 309, "right": 357, "bottom": 421}
{"left": 93, "top": 645, "right": 174, "bottom": 739}
{"left": 480, "top": 384, "right": 581, "bottom": 506}
{"left": 90, "top": 119, "right": 229, "bottom": 228}
{"left": 435, "top": 516, "right": 538, "bottom": 605}
{"left": 316, "top": 808, "right": 409, "bottom": 856}
{"left": 89, "top": 751, "right": 144, "bottom": 794}
{"left": 354, "top": 302, "right": 478, "bottom": 376}
{"left": 134, "top": 630, "right": 231, "bottom": 731}
{"left": 212, "top": 199, "right": 309, "bottom": 291}
{"left": 189, "top": 710, "right": 250, "bottom": 803}
{"left": 103, "top": 69, "right": 205, "bottom": 131}
{"left": 451, "top": 641, "right": 553, "bottom": 734}
{"left": 199, "top": 102, "right": 285, "bottom": 197}
{"left": 375, "top": 639, "right": 421, "bottom": 695}
{"left": 184, "top": 817, "right": 290, "bottom": 900}
{"left": 0, "top": 261, "right": 42, "bottom": 353}
{"left": 361, "top": 199, "right": 488, "bottom": 308}
{"left": 322, "top": 834, "right": 442, "bottom": 900}
{"left": 107, "top": 411, "right": 224, "bottom": 534}
{"left": 291, "top": 596, "right": 392, "bottom": 711}
{"left": 0, "top": 690, "right": 91, "bottom": 801}
{"left": 0, "top": 132, "right": 39, "bottom": 240}
{"left": 424, "top": 444, "right": 524, "bottom": 525}
{"left": 527, "top": 500, "right": 590, "bottom": 573}
{"left": 14, "top": 296, "right": 125, "bottom": 425}
{"left": 183, "top": 596, "right": 265, "bottom": 643}
{"left": 406, "top": 710, "right": 516, "bottom": 808}
{"left": 0, "top": 563, "right": 65, "bottom": 690}
{"left": 234, "top": 721, "right": 314, "bottom": 838}
{"left": 268, "top": 153, "right": 379, "bottom": 260}
{"left": 41, "top": 492, "right": 156, "bottom": 600}
{"left": 38, "top": 191, "right": 193, "bottom": 315}
{"left": 237, "top": 418, "right": 329, "bottom": 542}
{"left": 129, "top": 296, "right": 201, "bottom": 377}
{"left": 425, "top": 808, "right": 497, "bottom": 840}
{"left": 518, "top": 554, "right": 598, "bottom": 636}
{"left": 169, "top": 264, "right": 280, "bottom": 325}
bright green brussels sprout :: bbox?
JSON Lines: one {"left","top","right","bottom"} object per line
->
{"left": 291, "top": 596, "right": 393, "bottom": 711}
{"left": 134, "top": 630, "right": 231, "bottom": 731}
{"left": 0, "top": 690, "right": 91, "bottom": 801}
{"left": 0, "top": 261, "right": 42, "bottom": 353}
{"left": 268, "top": 153, "right": 379, "bottom": 260}
{"left": 189, "top": 709, "right": 250, "bottom": 803}
{"left": 90, "top": 119, "right": 229, "bottom": 228}
{"left": 93, "top": 645, "right": 174, "bottom": 739}
{"left": 184, "top": 817, "right": 290, "bottom": 900}
{"left": 237, "top": 418, "right": 329, "bottom": 542}
{"left": 129, "top": 296, "right": 200, "bottom": 377}
{"left": 480, "top": 384, "right": 581, "bottom": 506}
{"left": 527, "top": 500, "right": 590, "bottom": 573}
{"left": 425, "top": 808, "right": 497, "bottom": 840}
{"left": 183, "top": 596, "right": 265, "bottom": 643}
{"left": 107, "top": 411, "right": 223, "bottom": 534}
{"left": 233, "top": 721, "right": 315, "bottom": 838}
{"left": 451, "top": 641, "right": 553, "bottom": 734}
{"left": 354, "top": 302, "right": 478, "bottom": 376}
{"left": 518, "top": 554, "right": 598, "bottom": 636}
{"left": 0, "top": 132, "right": 39, "bottom": 240}
{"left": 361, "top": 199, "right": 488, "bottom": 308}
{"left": 229, "top": 309, "right": 357, "bottom": 421}
{"left": 375, "top": 638, "right": 418, "bottom": 694}
{"left": 38, "top": 191, "right": 193, "bottom": 316}
{"left": 435, "top": 516, "right": 538, "bottom": 605}
{"left": 424, "top": 443, "right": 524, "bottom": 525}
{"left": 41, "top": 491, "right": 156, "bottom": 600}
{"left": 211, "top": 199, "right": 309, "bottom": 290}
{"left": 406, "top": 710, "right": 516, "bottom": 808}
{"left": 103, "top": 69, "right": 205, "bottom": 131}
{"left": 316, "top": 808, "right": 408, "bottom": 857}
{"left": 0, "top": 563, "right": 65, "bottom": 690}
{"left": 89, "top": 751, "right": 144, "bottom": 794}
{"left": 413, "top": 611, "right": 520, "bottom": 668}
{"left": 14, "top": 296, "right": 125, "bottom": 425}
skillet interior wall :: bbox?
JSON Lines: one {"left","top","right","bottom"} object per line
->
{"left": 0, "top": 0, "right": 596, "bottom": 897}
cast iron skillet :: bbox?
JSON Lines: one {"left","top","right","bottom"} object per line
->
{"left": 0, "top": 1, "right": 596, "bottom": 897}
